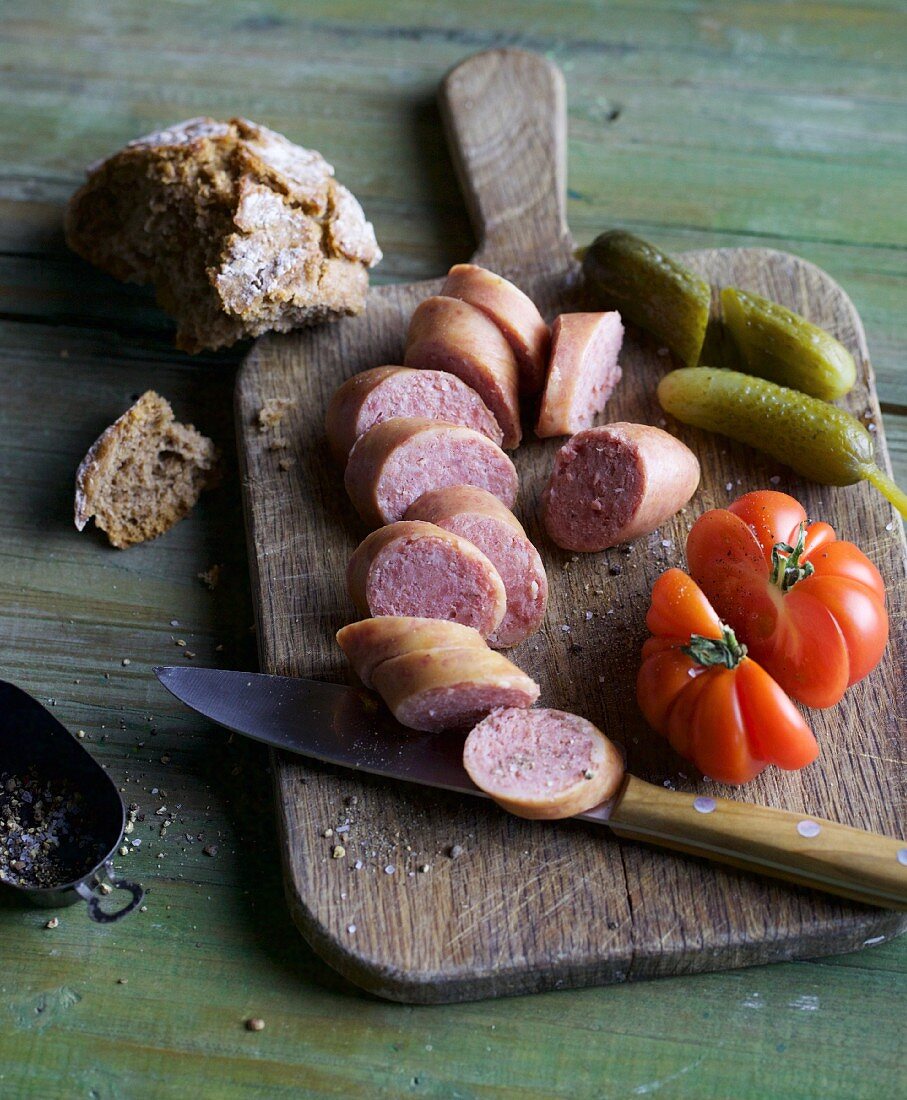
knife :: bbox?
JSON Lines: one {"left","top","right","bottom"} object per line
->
{"left": 154, "top": 666, "right": 907, "bottom": 910}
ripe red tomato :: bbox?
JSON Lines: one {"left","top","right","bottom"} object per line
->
{"left": 637, "top": 568, "right": 819, "bottom": 785}
{"left": 686, "top": 491, "right": 888, "bottom": 708}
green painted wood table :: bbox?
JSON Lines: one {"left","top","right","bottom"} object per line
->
{"left": 1, "top": 2, "right": 904, "bottom": 1096}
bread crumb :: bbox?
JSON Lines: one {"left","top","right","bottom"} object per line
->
{"left": 257, "top": 397, "right": 294, "bottom": 432}
{"left": 197, "top": 564, "right": 223, "bottom": 590}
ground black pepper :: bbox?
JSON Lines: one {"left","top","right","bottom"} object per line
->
{"left": 0, "top": 769, "right": 104, "bottom": 888}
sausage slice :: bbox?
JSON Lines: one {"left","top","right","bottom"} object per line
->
{"left": 325, "top": 366, "right": 503, "bottom": 463}
{"left": 536, "top": 312, "right": 624, "bottom": 438}
{"left": 463, "top": 707, "right": 625, "bottom": 819}
{"left": 404, "top": 297, "right": 522, "bottom": 449}
{"left": 405, "top": 486, "right": 548, "bottom": 649}
{"left": 344, "top": 417, "right": 518, "bottom": 527}
{"left": 336, "top": 616, "right": 485, "bottom": 689}
{"left": 347, "top": 521, "right": 507, "bottom": 638}
{"left": 542, "top": 422, "right": 700, "bottom": 552}
{"left": 371, "top": 647, "right": 540, "bottom": 733}
{"left": 440, "top": 264, "right": 550, "bottom": 395}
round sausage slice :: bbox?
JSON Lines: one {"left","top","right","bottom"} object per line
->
{"left": 344, "top": 417, "right": 519, "bottom": 527}
{"left": 371, "top": 647, "right": 540, "bottom": 733}
{"left": 463, "top": 708, "right": 625, "bottom": 819}
{"left": 347, "top": 521, "right": 507, "bottom": 638}
{"left": 536, "top": 312, "right": 624, "bottom": 438}
{"left": 404, "top": 297, "right": 522, "bottom": 449}
{"left": 336, "top": 616, "right": 485, "bottom": 689}
{"left": 542, "top": 422, "right": 700, "bottom": 552}
{"left": 440, "top": 264, "right": 550, "bottom": 395}
{"left": 405, "top": 486, "right": 548, "bottom": 649}
{"left": 325, "top": 366, "right": 503, "bottom": 464}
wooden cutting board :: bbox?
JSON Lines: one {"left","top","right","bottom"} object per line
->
{"left": 235, "top": 48, "right": 906, "bottom": 1003}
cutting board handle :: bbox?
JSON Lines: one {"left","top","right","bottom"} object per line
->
{"left": 609, "top": 776, "right": 907, "bottom": 910}
{"left": 439, "top": 48, "right": 575, "bottom": 273}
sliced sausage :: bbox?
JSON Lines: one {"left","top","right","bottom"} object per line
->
{"left": 325, "top": 366, "right": 503, "bottom": 463}
{"left": 347, "top": 521, "right": 507, "bottom": 638}
{"left": 542, "top": 422, "right": 700, "bottom": 552}
{"left": 405, "top": 486, "right": 548, "bottom": 649}
{"left": 344, "top": 417, "right": 518, "bottom": 527}
{"left": 371, "top": 647, "right": 540, "bottom": 733}
{"left": 336, "top": 616, "right": 485, "bottom": 689}
{"left": 536, "top": 312, "right": 624, "bottom": 438}
{"left": 463, "top": 707, "right": 625, "bottom": 819}
{"left": 404, "top": 297, "right": 522, "bottom": 449}
{"left": 440, "top": 264, "right": 550, "bottom": 395}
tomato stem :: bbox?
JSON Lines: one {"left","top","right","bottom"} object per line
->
{"left": 769, "top": 522, "right": 815, "bottom": 591}
{"left": 682, "top": 626, "right": 747, "bottom": 669}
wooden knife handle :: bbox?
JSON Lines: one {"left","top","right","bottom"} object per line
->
{"left": 608, "top": 775, "right": 907, "bottom": 910}
{"left": 439, "top": 48, "right": 575, "bottom": 271}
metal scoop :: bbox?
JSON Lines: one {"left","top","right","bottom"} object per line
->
{"left": 0, "top": 679, "right": 143, "bottom": 922}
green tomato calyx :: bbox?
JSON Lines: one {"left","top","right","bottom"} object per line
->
{"left": 683, "top": 626, "right": 748, "bottom": 670}
{"left": 770, "top": 522, "right": 815, "bottom": 592}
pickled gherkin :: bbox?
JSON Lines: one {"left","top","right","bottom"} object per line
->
{"left": 582, "top": 230, "right": 711, "bottom": 368}
{"left": 657, "top": 367, "right": 907, "bottom": 518}
{"left": 722, "top": 287, "right": 856, "bottom": 400}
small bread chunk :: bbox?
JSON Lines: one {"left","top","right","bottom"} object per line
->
{"left": 65, "top": 117, "right": 381, "bottom": 352}
{"left": 536, "top": 312, "right": 624, "bottom": 438}
{"left": 440, "top": 264, "right": 550, "bottom": 395}
{"left": 404, "top": 297, "right": 522, "bottom": 448}
{"left": 344, "top": 417, "right": 518, "bottom": 527}
{"left": 336, "top": 616, "right": 486, "bottom": 689}
{"left": 372, "top": 648, "right": 540, "bottom": 733}
{"left": 74, "top": 391, "right": 219, "bottom": 549}
{"left": 325, "top": 366, "right": 503, "bottom": 464}
{"left": 405, "top": 486, "right": 548, "bottom": 649}
{"left": 463, "top": 708, "right": 625, "bottom": 819}
{"left": 542, "top": 422, "right": 700, "bottom": 552}
{"left": 347, "top": 521, "right": 507, "bottom": 638}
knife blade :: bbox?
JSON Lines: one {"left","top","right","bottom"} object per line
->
{"left": 152, "top": 665, "right": 615, "bottom": 822}
{"left": 154, "top": 664, "right": 907, "bottom": 909}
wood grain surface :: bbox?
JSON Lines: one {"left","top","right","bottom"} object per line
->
{"left": 236, "top": 50, "right": 906, "bottom": 1003}
{"left": 3, "top": 2, "right": 906, "bottom": 1095}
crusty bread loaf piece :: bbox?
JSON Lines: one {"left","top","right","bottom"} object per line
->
{"left": 65, "top": 117, "right": 382, "bottom": 352}
{"left": 75, "top": 391, "right": 219, "bottom": 548}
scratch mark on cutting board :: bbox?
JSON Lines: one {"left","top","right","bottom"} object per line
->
{"left": 9, "top": 986, "right": 82, "bottom": 1029}
{"left": 447, "top": 855, "right": 580, "bottom": 951}
{"left": 632, "top": 1056, "right": 705, "bottom": 1095}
